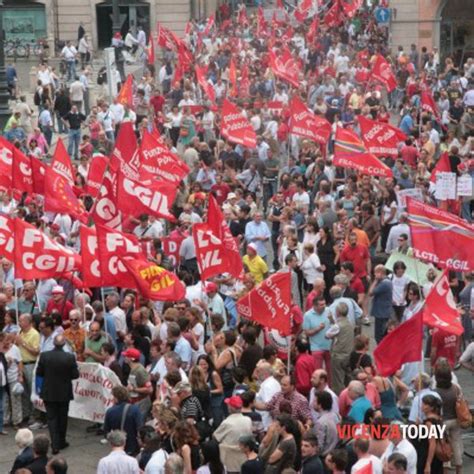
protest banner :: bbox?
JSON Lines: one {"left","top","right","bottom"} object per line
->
{"left": 396, "top": 188, "right": 423, "bottom": 208}
{"left": 384, "top": 251, "right": 439, "bottom": 286}
{"left": 32, "top": 362, "right": 122, "bottom": 423}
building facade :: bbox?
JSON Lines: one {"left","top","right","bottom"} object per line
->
{"left": 390, "top": 0, "right": 474, "bottom": 63}
{"left": 4, "top": 0, "right": 218, "bottom": 51}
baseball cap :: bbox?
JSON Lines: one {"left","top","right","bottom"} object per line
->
{"left": 224, "top": 396, "right": 243, "bottom": 409}
{"left": 51, "top": 285, "right": 64, "bottom": 295}
{"left": 122, "top": 348, "right": 141, "bottom": 361}
{"left": 205, "top": 282, "right": 218, "bottom": 293}
{"left": 227, "top": 192, "right": 237, "bottom": 200}
{"left": 247, "top": 243, "right": 258, "bottom": 254}
{"left": 172, "top": 381, "right": 192, "bottom": 394}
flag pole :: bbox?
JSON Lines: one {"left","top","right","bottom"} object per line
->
{"left": 100, "top": 287, "right": 109, "bottom": 336}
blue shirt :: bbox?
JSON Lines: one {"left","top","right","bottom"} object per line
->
{"left": 302, "top": 308, "right": 331, "bottom": 351}
{"left": 348, "top": 396, "right": 372, "bottom": 422}
{"left": 245, "top": 221, "right": 271, "bottom": 257}
{"left": 400, "top": 114, "right": 414, "bottom": 135}
{"left": 371, "top": 278, "right": 393, "bottom": 319}
{"left": 328, "top": 297, "right": 362, "bottom": 326}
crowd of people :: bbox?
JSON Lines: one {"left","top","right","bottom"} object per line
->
{"left": 1, "top": 1, "right": 474, "bottom": 474}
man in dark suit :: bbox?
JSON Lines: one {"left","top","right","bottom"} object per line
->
{"left": 36, "top": 334, "right": 79, "bottom": 454}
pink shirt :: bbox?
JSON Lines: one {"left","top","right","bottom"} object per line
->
{"left": 338, "top": 383, "right": 381, "bottom": 418}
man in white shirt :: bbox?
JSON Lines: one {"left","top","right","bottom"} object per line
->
{"left": 291, "top": 182, "right": 310, "bottom": 213}
{"left": 255, "top": 362, "right": 281, "bottom": 429}
{"left": 351, "top": 438, "right": 383, "bottom": 474}
{"left": 381, "top": 423, "right": 417, "bottom": 474}
{"left": 61, "top": 41, "right": 77, "bottom": 82}
{"left": 133, "top": 214, "right": 162, "bottom": 240}
{"left": 256, "top": 136, "right": 270, "bottom": 161}
{"left": 408, "top": 372, "right": 441, "bottom": 423}
{"left": 97, "top": 103, "right": 116, "bottom": 143}
{"left": 97, "top": 430, "right": 140, "bottom": 474}
{"left": 309, "top": 369, "right": 339, "bottom": 424}
{"left": 137, "top": 26, "right": 146, "bottom": 49}
{"left": 105, "top": 292, "right": 127, "bottom": 339}
{"left": 385, "top": 214, "right": 411, "bottom": 254}
{"left": 273, "top": 86, "right": 289, "bottom": 105}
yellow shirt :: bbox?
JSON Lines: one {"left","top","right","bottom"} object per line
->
{"left": 19, "top": 327, "right": 40, "bottom": 363}
{"left": 243, "top": 255, "right": 268, "bottom": 284}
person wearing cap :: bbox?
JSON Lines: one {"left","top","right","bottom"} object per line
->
{"left": 171, "top": 381, "right": 205, "bottom": 424}
{"left": 242, "top": 243, "right": 268, "bottom": 284}
{"left": 36, "top": 334, "right": 79, "bottom": 454}
{"left": 123, "top": 348, "right": 152, "bottom": 418}
{"left": 45, "top": 286, "right": 74, "bottom": 326}
{"left": 213, "top": 395, "right": 252, "bottom": 473}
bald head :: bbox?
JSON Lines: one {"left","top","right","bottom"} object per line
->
{"left": 54, "top": 334, "right": 66, "bottom": 349}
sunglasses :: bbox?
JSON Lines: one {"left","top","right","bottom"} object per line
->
{"left": 70, "top": 319, "right": 79, "bottom": 322}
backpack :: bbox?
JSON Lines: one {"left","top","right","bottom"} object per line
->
{"left": 97, "top": 70, "right": 106, "bottom": 86}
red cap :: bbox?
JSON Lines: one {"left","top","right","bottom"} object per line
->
{"left": 224, "top": 396, "right": 243, "bottom": 409}
{"left": 122, "top": 348, "right": 141, "bottom": 361}
{"left": 205, "top": 282, "right": 218, "bottom": 293}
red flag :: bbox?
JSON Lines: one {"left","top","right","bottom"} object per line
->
{"left": 324, "top": 2, "right": 342, "bottom": 28}
{"left": 116, "top": 170, "right": 177, "bottom": 221}
{"left": 140, "top": 130, "right": 188, "bottom": 184}
{"left": 307, "top": 16, "right": 319, "bottom": 44}
{"left": 289, "top": 96, "right": 331, "bottom": 144}
{"left": 421, "top": 90, "right": 441, "bottom": 121}
{"left": 203, "top": 14, "right": 215, "bottom": 36}
{"left": 333, "top": 152, "right": 393, "bottom": 178}
{"left": 86, "top": 155, "right": 109, "bottom": 198}
{"left": 80, "top": 225, "right": 102, "bottom": 287}
{"left": 207, "top": 195, "right": 243, "bottom": 279}
{"left": 236, "top": 272, "right": 292, "bottom": 335}
{"left": 358, "top": 115, "right": 407, "bottom": 157}
{"left": 12, "top": 148, "right": 34, "bottom": 195}
{"left": 374, "top": 310, "right": 423, "bottom": 376}
{"left": 407, "top": 197, "right": 474, "bottom": 272}
{"left": 193, "top": 224, "right": 228, "bottom": 281}
{"left": 429, "top": 152, "right": 451, "bottom": 183}
{"left": 13, "top": 218, "right": 80, "bottom": 279}
{"left": 51, "top": 138, "right": 74, "bottom": 184}
{"left": 96, "top": 223, "right": 145, "bottom": 287}
{"left": 0, "top": 137, "right": 13, "bottom": 191}
{"left": 341, "top": 0, "right": 362, "bottom": 19}
{"left": 294, "top": 0, "right": 314, "bottom": 22}
{"left": 121, "top": 258, "right": 186, "bottom": 301}
{"left": 334, "top": 127, "right": 366, "bottom": 156}
{"left": 147, "top": 35, "right": 155, "bottom": 64}
{"left": 371, "top": 55, "right": 397, "bottom": 92}
{"left": 237, "top": 5, "right": 248, "bottom": 26}
{"left": 177, "top": 41, "right": 194, "bottom": 72}
{"left": 269, "top": 47, "right": 300, "bottom": 88}
{"left": 423, "top": 271, "right": 464, "bottom": 336}
{"left": 156, "top": 23, "right": 178, "bottom": 50}
{"left": 0, "top": 214, "right": 14, "bottom": 260}
{"left": 257, "top": 6, "right": 267, "bottom": 36}
{"left": 30, "top": 156, "right": 46, "bottom": 195}
{"left": 184, "top": 21, "right": 192, "bottom": 36}
{"left": 161, "top": 235, "right": 185, "bottom": 268}
{"left": 195, "top": 65, "right": 216, "bottom": 103}
{"left": 44, "top": 168, "right": 88, "bottom": 222}
{"left": 110, "top": 121, "right": 140, "bottom": 180}
{"left": 117, "top": 74, "right": 134, "bottom": 108}
{"left": 220, "top": 99, "right": 257, "bottom": 148}
{"left": 90, "top": 171, "right": 122, "bottom": 230}
{"left": 229, "top": 57, "right": 237, "bottom": 97}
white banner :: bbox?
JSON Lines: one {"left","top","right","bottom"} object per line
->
{"left": 32, "top": 362, "right": 122, "bottom": 423}
{"left": 396, "top": 188, "right": 423, "bottom": 208}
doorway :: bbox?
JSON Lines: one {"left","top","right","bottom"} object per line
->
{"left": 96, "top": 1, "right": 150, "bottom": 49}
